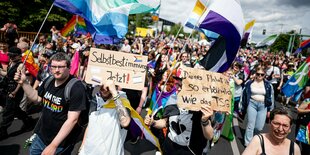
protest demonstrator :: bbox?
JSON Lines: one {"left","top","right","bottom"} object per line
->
{"left": 296, "top": 87, "right": 310, "bottom": 155}
{"left": 144, "top": 65, "right": 234, "bottom": 154}
{"left": 241, "top": 66, "right": 274, "bottom": 146}
{"left": 78, "top": 80, "right": 131, "bottom": 155}
{"left": 2, "top": 1, "right": 309, "bottom": 154}
{"left": 0, "top": 42, "right": 9, "bottom": 112}
{"left": 1, "top": 22, "right": 18, "bottom": 48}
{"left": 33, "top": 35, "right": 48, "bottom": 58}
{"left": 0, "top": 47, "right": 35, "bottom": 140}
{"left": 265, "top": 60, "right": 281, "bottom": 101}
{"left": 242, "top": 107, "right": 301, "bottom": 155}
{"left": 230, "top": 62, "right": 245, "bottom": 116}
{"left": 14, "top": 52, "right": 87, "bottom": 154}
{"left": 32, "top": 49, "right": 53, "bottom": 89}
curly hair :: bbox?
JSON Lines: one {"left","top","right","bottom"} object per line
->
{"left": 158, "top": 69, "right": 177, "bottom": 92}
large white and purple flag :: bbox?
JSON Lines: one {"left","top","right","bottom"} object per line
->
{"left": 198, "top": 0, "right": 245, "bottom": 72}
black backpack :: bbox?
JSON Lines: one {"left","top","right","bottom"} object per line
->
{"left": 44, "top": 76, "right": 92, "bottom": 128}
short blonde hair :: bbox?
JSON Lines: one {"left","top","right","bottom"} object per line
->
{"left": 17, "top": 41, "right": 29, "bottom": 50}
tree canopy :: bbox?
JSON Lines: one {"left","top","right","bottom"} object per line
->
{"left": 0, "top": 0, "right": 71, "bottom": 32}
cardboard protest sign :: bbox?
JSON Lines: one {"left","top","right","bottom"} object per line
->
{"left": 85, "top": 48, "right": 148, "bottom": 90}
{"left": 177, "top": 66, "right": 232, "bottom": 112}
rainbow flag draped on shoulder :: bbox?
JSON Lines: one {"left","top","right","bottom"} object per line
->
{"left": 54, "top": 0, "right": 160, "bottom": 44}
{"left": 147, "top": 86, "right": 177, "bottom": 118}
{"left": 282, "top": 57, "right": 310, "bottom": 101}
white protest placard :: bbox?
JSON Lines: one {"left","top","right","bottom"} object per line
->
{"left": 177, "top": 66, "right": 232, "bottom": 113}
{"left": 85, "top": 48, "right": 148, "bottom": 90}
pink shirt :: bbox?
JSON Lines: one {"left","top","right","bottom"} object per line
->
{"left": 0, "top": 50, "right": 9, "bottom": 66}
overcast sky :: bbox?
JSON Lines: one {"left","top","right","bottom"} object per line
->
{"left": 241, "top": 0, "right": 310, "bottom": 42}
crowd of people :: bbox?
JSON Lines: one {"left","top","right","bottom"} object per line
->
{"left": 0, "top": 23, "right": 309, "bottom": 155}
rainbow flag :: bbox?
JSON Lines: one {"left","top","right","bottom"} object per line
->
{"left": 282, "top": 57, "right": 310, "bottom": 101}
{"left": 147, "top": 86, "right": 177, "bottom": 118}
{"left": 103, "top": 97, "right": 161, "bottom": 152}
{"left": 61, "top": 15, "right": 87, "bottom": 37}
{"left": 22, "top": 50, "right": 39, "bottom": 77}
{"left": 54, "top": 0, "right": 160, "bottom": 44}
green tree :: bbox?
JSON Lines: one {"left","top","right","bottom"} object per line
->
{"left": 0, "top": 0, "right": 71, "bottom": 33}
{"left": 269, "top": 31, "right": 300, "bottom": 53}
{"left": 164, "top": 23, "right": 185, "bottom": 36}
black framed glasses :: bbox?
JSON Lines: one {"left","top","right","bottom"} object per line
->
{"left": 256, "top": 73, "right": 265, "bottom": 77}
{"left": 50, "top": 65, "right": 67, "bottom": 70}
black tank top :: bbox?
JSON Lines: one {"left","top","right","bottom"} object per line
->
{"left": 258, "top": 134, "right": 294, "bottom": 155}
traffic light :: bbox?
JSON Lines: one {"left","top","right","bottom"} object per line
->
{"left": 262, "top": 29, "right": 266, "bottom": 35}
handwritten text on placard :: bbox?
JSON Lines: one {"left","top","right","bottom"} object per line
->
{"left": 85, "top": 48, "right": 147, "bottom": 90}
{"left": 177, "top": 67, "right": 232, "bottom": 112}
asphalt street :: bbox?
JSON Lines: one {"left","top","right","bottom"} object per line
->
{"left": 0, "top": 101, "right": 298, "bottom": 155}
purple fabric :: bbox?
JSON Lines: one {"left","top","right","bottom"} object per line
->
{"left": 199, "top": 11, "right": 241, "bottom": 72}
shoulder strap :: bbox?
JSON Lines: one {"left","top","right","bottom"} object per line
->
{"left": 44, "top": 76, "right": 54, "bottom": 90}
{"left": 64, "top": 78, "right": 80, "bottom": 102}
{"left": 289, "top": 140, "right": 294, "bottom": 155}
{"left": 257, "top": 134, "right": 266, "bottom": 155}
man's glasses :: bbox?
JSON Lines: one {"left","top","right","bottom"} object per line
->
{"left": 256, "top": 73, "right": 265, "bottom": 77}
{"left": 271, "top": 121, "right": 290, "bottom": 131}
{"left": 50, "top": 66, "right": 67, "bottom": 70}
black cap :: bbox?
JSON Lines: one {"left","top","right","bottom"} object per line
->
{"left": 8, "top": 46, "right": 22, "bottom": 55}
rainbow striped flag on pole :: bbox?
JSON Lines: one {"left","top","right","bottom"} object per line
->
{"left": 61, "top": 15, "right": 87, "bottom": 37}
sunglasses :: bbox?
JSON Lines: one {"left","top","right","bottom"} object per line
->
{"left": 256, "top": 73, "right": 265, "bottom": 77}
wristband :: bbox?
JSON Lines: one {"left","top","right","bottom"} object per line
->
{"left": 201, "top": 119, "right": 210, "bottom": 127}
{"left": 113, "top": 94, "right": 120, "bottom": 101}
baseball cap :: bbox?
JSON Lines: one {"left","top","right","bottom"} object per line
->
{"left": 71, "top": 43, "right": 80, "bottom": 49}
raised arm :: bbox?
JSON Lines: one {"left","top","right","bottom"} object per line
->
{"left": 200, "top": 104, "right": 214, "bottom": 140}
{"left": 14, "top": 67, "right": 42, "bottom": 104}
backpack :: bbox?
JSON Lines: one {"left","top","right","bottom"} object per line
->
{"left": 44, "top": 76, "right": 92, "bottom": 128}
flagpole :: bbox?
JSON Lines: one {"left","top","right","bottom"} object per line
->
{"left": 149, "top": 1, "right": 209, "bottom": 117}
{"left": 180, "top": 5, "right": 208, "bottom": 52}
{"left": 22, "top": 3, "right": 54, "bottom": 68}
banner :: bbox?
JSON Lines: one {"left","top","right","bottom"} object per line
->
{"left": 135, "top": 27, "right": 154, "bottom": 37}
{"left": 177, "top": 67, "right": 232, "bottom": 112}
{"left": 85, "top": 48, "right": 147, "bottom": 90}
